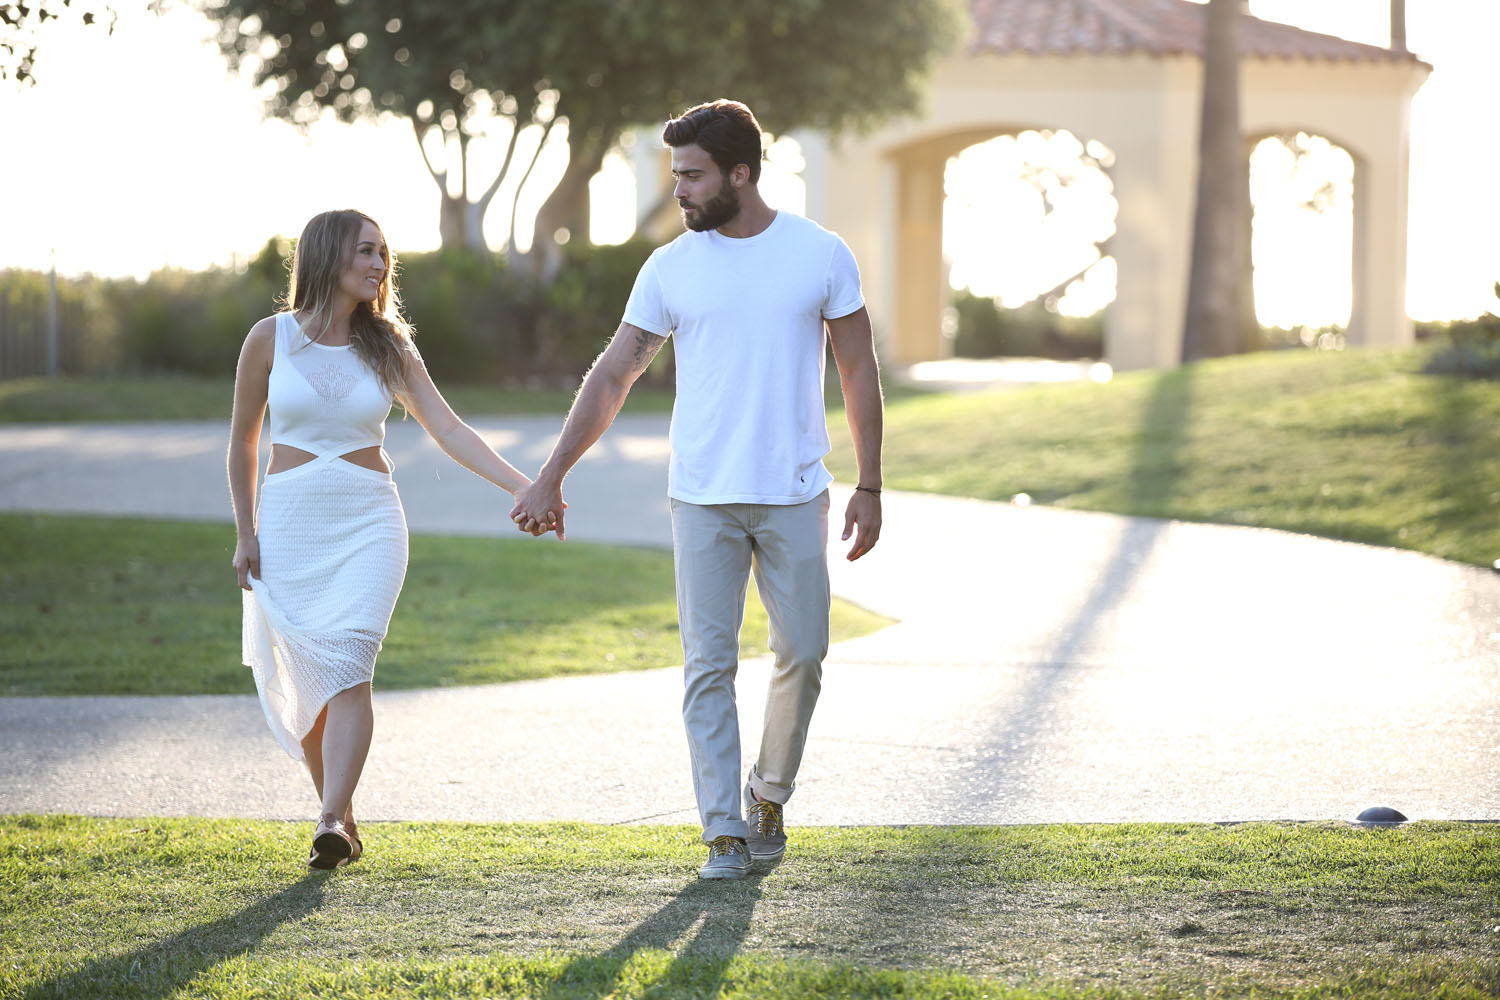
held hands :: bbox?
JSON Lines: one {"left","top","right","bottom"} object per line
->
{"left": 510, "top": 477, "right": 567, "bottom": 540}
{"left": 232, "top": 536, "right": 261, "bottom": 591}
{"left": 842, "top": 487, "right": 882, "bottom": 561}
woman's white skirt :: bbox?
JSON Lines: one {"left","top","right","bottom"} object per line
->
{"left": 243, "top": 455, "right": 408, "bottom": 760}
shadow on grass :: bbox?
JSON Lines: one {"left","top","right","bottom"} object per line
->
{"left": 545, "top": 876, "right": 763, "bottom": 999}
{"left": 1124, "top": 363, "right": 1197, "bottom": 514}
{"left": 23, "top": 874, "right": 327, "bottom": 1000}
{"left": 1422, "top": 373, "right": 1495, "bottom": 561}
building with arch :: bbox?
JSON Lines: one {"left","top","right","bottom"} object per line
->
{"left": 801, "top": 0, "right": 1430, "bottom": 369}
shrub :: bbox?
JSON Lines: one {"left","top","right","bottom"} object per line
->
{"left": 0, "top": 238, "right": 667, "bottom": 385}
{"left": 397, "top": 249, "right": 518, "bottom": 383}
{"left": 112, "top": 239, "right": 286, "bottom": 376}
{"left": 1421, "top": 282, "right": 1500, "bottom": 380}
{"left": 396, "top": 240, "right": 660, "bottom": 386}
{"left": 539, "top": 239, "right": 666, "bottom": 384}
{"left": 0, "top": 269, "right": 120, "bottom": 376}
{"left": 948, "top": 289, "right": 1103, "bottom": 359}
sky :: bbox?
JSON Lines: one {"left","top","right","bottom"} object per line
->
{"left": 1, "top": 0, "right": 1497, "bottom": 323}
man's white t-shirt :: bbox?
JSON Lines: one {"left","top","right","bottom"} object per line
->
{"left": 622, "top": 211, "right": 864, "bottom": 505}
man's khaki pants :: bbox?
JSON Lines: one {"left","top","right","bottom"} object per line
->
{"left": 670, "top": 491, "right": 830, "bottom": 844}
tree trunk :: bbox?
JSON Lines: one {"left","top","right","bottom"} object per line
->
{"left": 1181, "top": 0, "right": 1249, "bottom": 362}
{"left": 434, "top": 193, "right": 491, "bottom": 253}
{"left": 438, "top": 193, "right": 467, "bottom": 252}
{"left": 416, "top": 121, "right": 497, "bottom": 254}
{"left": 463, "top": 200, "right": 486, "bottom": 252}
{"left": 1237, "top": 136, "right": 1259, "bottom": 352}
{"left": 527, "top": 126, "right": 613, "bottom": 283}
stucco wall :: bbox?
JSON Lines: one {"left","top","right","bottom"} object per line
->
{"left": 806, "top": 50, "right": 1427, "bottom": 369}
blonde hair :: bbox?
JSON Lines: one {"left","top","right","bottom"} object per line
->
{"left": 286, "top": 209, "right": 414, "bottom": 396}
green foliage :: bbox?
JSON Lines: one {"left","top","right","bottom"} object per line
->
{"left": 0, "top": 268, "right": 119, "bottom": 376}
{"left": 397, "top": 241, "right": 660, "bottom": 385}
{"left": 114, "top": 266, "right": 272, "bottom": 376}
{"left": 204, "top": 0, "right": 961, "bottom": 250}
{"left": 396, "top": 249, "right": 519, "bottom": 382}
{"left": 1, "top": 0, "right": 118, "bottom": 86}
{"left": 540, "top": 239, "right": 664, "bottom": 379}
{"left": 19, "top": 237, "right": 288, "bottom": 379}
{"left": 950, "top": 289, "right": 1103, "bottom": 359}
{"left": 208, "top": 0, "right": 959, "bottom": 139}
{"left": 0, "top": 240, "right": 661, "bottom": 383}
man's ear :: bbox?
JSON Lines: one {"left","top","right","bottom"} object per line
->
{"left": 732, "top": 163, "right": 752, "bottom": 188}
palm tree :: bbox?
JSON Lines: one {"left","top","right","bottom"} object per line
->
{"left": 1181, "top": 0, "right": 1251, "bottom": 361}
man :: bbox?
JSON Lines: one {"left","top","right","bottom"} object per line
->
{"left": 511, "top": 99, "right": 883, "bottom": 880}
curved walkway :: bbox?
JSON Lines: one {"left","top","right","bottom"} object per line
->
{"left": 1, "top": 417, "right": 1496, "bottom": 824}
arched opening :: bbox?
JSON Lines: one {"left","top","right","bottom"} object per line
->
{"left": 939, "top": 128, "right": 1119, "bottom": 361}
{"left": 1248, "top": 131, "right": 1357, "bottom": 350}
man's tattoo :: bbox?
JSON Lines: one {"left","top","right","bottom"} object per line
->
{"left": 630, "top": 330, "right": 666, "bottom": 372}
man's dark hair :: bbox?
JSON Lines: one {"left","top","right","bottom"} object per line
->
{"left": 662, "top": 99, "right": 764, "bottom": 184}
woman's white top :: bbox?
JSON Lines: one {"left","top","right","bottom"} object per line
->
{"left": 267, "top": 312, "right": 393, "bottom": 456}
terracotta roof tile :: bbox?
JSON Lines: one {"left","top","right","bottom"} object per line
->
{"left": 969, "top": 0, "right": 1423, "bottom": 64}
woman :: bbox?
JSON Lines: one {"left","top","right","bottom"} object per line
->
{"left": 227, "top": 209, "right": 548, "bottom": 869}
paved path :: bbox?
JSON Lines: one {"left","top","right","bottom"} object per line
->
{"left": 2, "top": 418, "right": 1497, "bottom": 825}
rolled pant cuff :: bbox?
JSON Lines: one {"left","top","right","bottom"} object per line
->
{"left": 748, "top": 766, "right": 793, "bottom": 806}
{"left": 702, "top": 820, "right": 749, "bottom": 844}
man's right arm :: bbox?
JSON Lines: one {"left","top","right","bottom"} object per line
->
{"left": 510, "top": 322, "right": 666, "bottom": 539}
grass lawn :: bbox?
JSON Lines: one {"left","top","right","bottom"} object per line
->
{"left": 0, "top": 369, "right": 937, "bottom": 423}
{"left": 0, "top": 514, "right": 890, "bottom": 696}
{"left": 2, "top": 816, "right": 1496, "bottom": 999}
{"left": 827, "top": 345, "right": 1500, "bottom": 567}
{"left": 0, "top": 373, "right": 679, "bottom": 421}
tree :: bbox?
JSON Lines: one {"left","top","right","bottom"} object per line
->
{"left": 2, "top": 0, "right": 121, "bottom": 85}
{"left": 202, "top": 0, "right": 959, "bottom": 269}
{"left": 1181, "top": 0, "right": 1251, "bottom": 362}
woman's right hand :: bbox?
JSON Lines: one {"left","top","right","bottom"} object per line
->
{"left": 233, "top": 536, "right": 261, "bottom": 591}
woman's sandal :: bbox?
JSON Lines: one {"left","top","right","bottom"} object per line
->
{"left": 337, "top": 820, "right": 364, "bottom": 867}
{"left": 308, "top": 817, "right": 353, "bottom": 870}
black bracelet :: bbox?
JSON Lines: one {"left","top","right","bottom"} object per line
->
{"left": 854, "top": 485, "right": 882, "bottom": 496}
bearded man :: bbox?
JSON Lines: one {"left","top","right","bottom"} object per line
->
{"left": 511, "top": 99, "right": 884, "bottom": 880}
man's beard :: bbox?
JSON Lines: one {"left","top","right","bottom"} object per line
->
{"left": 680, "top": 175, "right": 740, "bottom": 232}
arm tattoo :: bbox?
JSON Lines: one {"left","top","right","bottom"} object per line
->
{"left": 629, "top": 330, "right": 667, "bottom": 373}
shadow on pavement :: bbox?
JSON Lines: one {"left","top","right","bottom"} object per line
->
{"left": 949, "top": 363, "right": 1195, "bottom": 805}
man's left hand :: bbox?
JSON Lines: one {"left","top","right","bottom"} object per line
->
{"left": 842, "top": 489, "right": 882, "bottom": 561}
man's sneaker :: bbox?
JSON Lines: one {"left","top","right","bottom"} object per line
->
{"left": 744, "top": 782, "right": 787, "bottom": 862}
{"left": 699, "top": 836, "right": 751, "bottom": 880}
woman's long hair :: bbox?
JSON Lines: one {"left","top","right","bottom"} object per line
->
{"left": 286, "top": 209, "right": 414, "bottom": 396}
